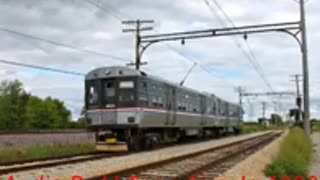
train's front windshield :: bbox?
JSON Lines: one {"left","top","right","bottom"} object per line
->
{"left": 86, "top": 78, "right": 136, "bottom": 109}
{"left": 102, "top": 79, "right": 135, "bottom": 108}
{"left": 88, "top": 86, "right": 98, "bottom": 105}
{"left": 118, "top": 80, "right": 135, "bottom": 107}
{"left": 103, "top": 80, "right": 116, "bottom": 108}
{"left": 86, "top": 80, "right": 100, "bottom": 109}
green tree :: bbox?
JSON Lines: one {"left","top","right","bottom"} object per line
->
{"left": 0, "top": 80, "right": 73, "bottom": 130}
{"left": 25, "top": 97, "right": 72, "bottom": 129}
{"left": 44, "top": 97, "right": 71, "bottom": 129}
{"left": 0, "top": 80, "right": 30, "bottom": 130}
{"left": 25, "top": 96, "right": 50, "bottom": 129}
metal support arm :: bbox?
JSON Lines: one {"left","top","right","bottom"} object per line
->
{"left": 137, "top": 21, "right": 301, "bottom": 61}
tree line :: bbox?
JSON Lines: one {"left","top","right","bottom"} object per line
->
{"left": 0, "top": 80, "right": 86, "bottom": 130}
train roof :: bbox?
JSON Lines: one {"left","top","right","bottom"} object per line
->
{"left": 85, "top": 66, "right": 143, "bottom": 79}
{"left": 86, "top": 66, "right": 239, "bottom": 107}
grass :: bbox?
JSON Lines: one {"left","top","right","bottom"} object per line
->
{"left": 0, "top": 143, "right": 95, "bottom": 164}
{"left": 265, "top": 127, "right": 313, "bottom": 178}
{"left": 242, "top": 122, "right": 285, "bottom": 134}
{"left": 242, "top": 122, "right": 269, "bottom": 133}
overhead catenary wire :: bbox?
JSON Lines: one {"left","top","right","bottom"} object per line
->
{"left": 205, "top": 0, "right": 274, "bottom": 91}
{"left": 0, "top": 27, "right": 131, "bottom": 63}
{"left": 84, "top": 0, "right": 122, "bottom": 20}
{"left": 203, "top": 0, "right": 275, "bottom": 92}
{"left": 0, "top": 59, "right": 85, "bottom": 76}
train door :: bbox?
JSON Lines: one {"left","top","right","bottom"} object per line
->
{"left": 103, "top": 79, "right": 117, "bottom": 107}
{"left": 166, "top": 87, "right": 176, "bottom": 125}
{"left": 200, "top": 95, "right": 206, "bottom": 126}
{"left": 101, "top": 79, "right": 117, "bottom": 124}
{"left": 225, "top": 103, "right": 230, "bottom": 127}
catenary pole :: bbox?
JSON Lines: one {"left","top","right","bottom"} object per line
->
{"left": 300, "top": 0, "right": 311, "bottom": 136}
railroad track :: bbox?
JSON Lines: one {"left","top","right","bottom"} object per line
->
{"left": 0, "top": 153, "right": 124, "bottom": 175}
{"left": 87, "top": 132, "right": 280, "bottom": 180}
{"left": 0, "top": 134, "right": 236, "bottom": 176}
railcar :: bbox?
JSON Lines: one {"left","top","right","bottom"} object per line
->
{"left": 85, "top": 66, "right": 242, "bottom": 151}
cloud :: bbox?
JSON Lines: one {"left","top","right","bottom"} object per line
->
{"left": 0, "top": 0, "right": 319, "bottom": 120}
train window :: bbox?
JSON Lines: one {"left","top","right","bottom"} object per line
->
{"left": 186, "top": 103, "right": 191, "bottom": 112}
{"left": 105, "top": 82, "right": 115, "bottom": 97}
{"left": 206, "top": 106, "right": 210, "bottom": 114}
{"left": 220, "top": 102, "right": 224, "bottom": 115}
{"left": 177, "top": 101, "right": 183, "bottom": 110}
{"left": 139, "top": 96, "right": 148, "bottom": 106}
{"left": 212, "top": 101, "right": 216, "bottom": 115}
{"left": 219, "top": 101, "right": 224, "bottom": 116}
{"left": 152, "top": 96, "right": 157, "bottom": 107}
{"left": 191, "top": 95, "right": 200, "bottom": 113}
{"left": 119, "top": 81, "right": 134, "bottom": 88}
{"left": 229, "top": 108, "right": 233, "bottom": 116}
{"left": 119, "top": 93, "right": 134, "bottom": 102}
{"left": 183, "top": 102, "right": 187, "bottom": 111}
{"left": 234, "top": 108, "right": 239, "bottom": 117}
{"left": 88, "top": 86, "right": 98, "bottom": 105}
{"left": 142, "top": 82, "right": 147, "bottom": 88}
{"left": 158, "top": 97, "right": 163, "bottom": 107}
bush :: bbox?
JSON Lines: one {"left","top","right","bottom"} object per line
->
{"left": 265, "top": 127, "right": 313, "bottom": 178}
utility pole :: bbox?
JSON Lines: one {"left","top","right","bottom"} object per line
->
{"left": 291, "top": 74, "right": 302, "bottom": 98}
{"left": 242, "top": 91, "right": 294, "bottom": 121}
{"left": 291, "top": 74, "right": 303, "bottom": 123}
{"left": 299, "top": 0, "right": 311, "bottom": 137}
{"left": 262, "top": 102, "right": 267, "bottom": 119}
{"left": 122, "top": 20, "right": 154, "bottom": 70}
{"left": 235, "top": 86, "right": 245, "bottom": 108}
{"left": 273, "top": 101, "right": 278, "bottom": 114}
{"left": 235, "top": 87, "right": 245, "bottom": 121}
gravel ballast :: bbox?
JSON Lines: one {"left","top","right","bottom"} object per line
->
{"left": 311, "top": 133, "right": 320, "bottom": 176}
{"left": 0, "top": 132, "right": 271, "bottom": 180}
{"left": 217, "top": 130, "right": 288, "bottom": 180}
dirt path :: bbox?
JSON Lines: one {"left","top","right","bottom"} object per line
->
{"left": 311, "top": 133, "right": 320, "bottom": 176}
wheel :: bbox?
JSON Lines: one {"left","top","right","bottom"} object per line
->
{"left": 233, "top": 127, "right": 242, "bottom": 135}
{"left": 176, "top": 131, "right": 186, "bottom": 143}
{"left": 144, "top": 134, "right": 160, "bottom": 149}
{"left": 128, "top": 136, "right": 142, "bottom": 152}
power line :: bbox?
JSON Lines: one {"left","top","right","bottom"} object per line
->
{"left": 243, "top": 40, "right": 274, "bottom": 91}
{"left": 83, "top": 0, "right": 122, "bottom": 20}
{"left": 207, "top": 0, "right": 274, "bottom": 92}
{"left": 204, "top": 0, "right": 274, "bottom": 92}
{"left": 213, "top": 0, "right": 274, "bottom": 92}
{"left": 0, "top": 27, "right": 131, "bottom": 63}
{"left": 0, "top": 59, "right": 85, "bottom": 76}
{"left": 83, "top": 0, "right": 237, "bottom": 88}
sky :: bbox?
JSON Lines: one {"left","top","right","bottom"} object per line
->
{"left": 0, "top": 0, "right": 319, "bottom": 121}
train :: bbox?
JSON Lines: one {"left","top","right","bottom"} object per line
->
{"left": 85, "top": 66, "right": 243, "bottom": 151}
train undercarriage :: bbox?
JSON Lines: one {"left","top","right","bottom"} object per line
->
{"left": 93, "top": 126, "right": 242, "bottom": 152}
